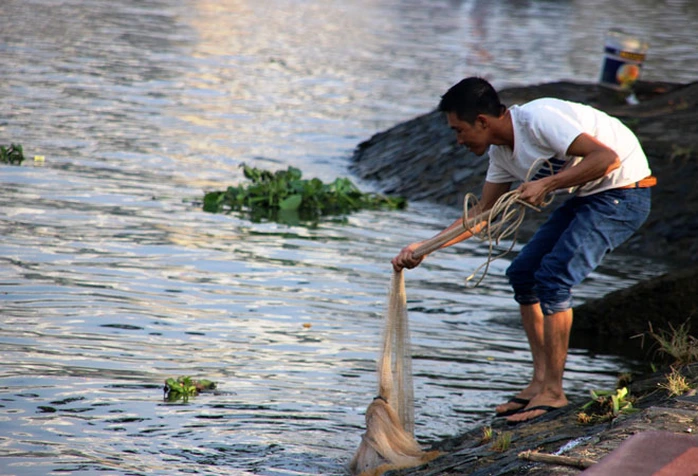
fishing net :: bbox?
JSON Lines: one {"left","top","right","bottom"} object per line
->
{"left": 349, "top": 270, "right": 439, "bottom": 476}
{"left": 377, "top": 269, "right": 415, "bottom": 433}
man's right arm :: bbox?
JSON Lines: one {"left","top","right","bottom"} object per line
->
{"left": 391, "top": 181, "right": 511, "bottom": 271}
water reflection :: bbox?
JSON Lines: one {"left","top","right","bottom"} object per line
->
{"left": 0, "top": 0, "right": 692, "bottom": 474}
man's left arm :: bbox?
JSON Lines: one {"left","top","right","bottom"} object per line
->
{"left": 516, "top": 133, "right": 620, "bottom": 206}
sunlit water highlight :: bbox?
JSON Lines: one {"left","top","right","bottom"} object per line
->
{"left": 2, "top": 0, "right": 696, "bottom": 474}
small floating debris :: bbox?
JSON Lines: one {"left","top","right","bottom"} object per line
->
{"left": 0, "top": 143, "right": 25, "bottom": 165}
{"left": 163, "top": 376, "right": 216, "bottom": 402}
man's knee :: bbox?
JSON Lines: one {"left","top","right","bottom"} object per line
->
{"left": 506, "top": 263, "right": 539, "bottom": 305}
{"left": 535, "top": 276, "right": 573, "bottom": 316}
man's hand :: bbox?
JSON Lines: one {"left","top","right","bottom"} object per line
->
{"left": 391, "top": 243, "right": 424, "bottom": 272}
{"left": 516, "top": 179, "right": 552, "bottom": 207}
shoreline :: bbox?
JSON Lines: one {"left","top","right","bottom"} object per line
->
{"left": 389, "top": 363, "right": 698, "bottom": 475}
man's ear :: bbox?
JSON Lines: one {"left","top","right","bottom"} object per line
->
{"left": 476, "top": 114, "right": 489, "bottom": 129}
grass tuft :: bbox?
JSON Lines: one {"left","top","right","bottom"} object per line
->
{"left": 491, "top": 431, "right": 512, "bottom": 452}
{"left": 648, "top": 319, "right": 698, "bottom": 366}
{"left": 480, "top": 426, "right": 493, "bottom": 444}
{"left": 658, "top": 367, "right": 693, "bottom": 396}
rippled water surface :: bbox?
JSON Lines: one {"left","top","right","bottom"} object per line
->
{"left": 1, "top": 0, "right": 695, "bottom": 474}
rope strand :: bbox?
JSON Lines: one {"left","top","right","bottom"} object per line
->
{"left": 460, "top": 158, "right": 555, "bottom": 286}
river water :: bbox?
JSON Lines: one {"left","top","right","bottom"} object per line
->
{"left": 1, "top": 0, "right": 696, "bottom": 475}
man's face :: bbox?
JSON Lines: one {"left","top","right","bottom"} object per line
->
{"left": 446, "top": 112, "right": 489, "bottom": 156}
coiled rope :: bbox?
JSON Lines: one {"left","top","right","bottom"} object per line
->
{"left": 413, "top": 158, "right": 555, "bottom": 286}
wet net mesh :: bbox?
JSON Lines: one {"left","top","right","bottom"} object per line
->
{"left": 377, "top": 270, "right": 415, "bottom": 433}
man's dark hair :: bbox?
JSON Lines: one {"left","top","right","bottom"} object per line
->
{"left": 438, "top": 77, "right": 505, "bottom": 123}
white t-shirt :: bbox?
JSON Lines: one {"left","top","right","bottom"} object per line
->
{"left": 486, "top": 98, "right": 651, "bottom": 196}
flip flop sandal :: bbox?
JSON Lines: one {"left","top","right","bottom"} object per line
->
{"left": 495, "top": 396, "right": 531, "bottom": 417}
{"left": 506, "top": 404, "right": 567, "bottom": 426}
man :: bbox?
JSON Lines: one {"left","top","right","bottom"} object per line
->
{"left": 391, "top": 77, "right": 653, "bottom": 424}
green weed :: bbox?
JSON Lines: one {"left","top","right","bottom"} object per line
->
{"left": 648, "top": 319, "right": 698, "bottom": 366}
{"left": 577, "top": 387, "right": 638, "bottom": 424}
{"left": 0, "top": 144, "right": 25, "bottom": 165}
{"left": 480, "top": 426, "right": 493, "bottom": 444}
{"left": 203, "top": 164, "right": 406, "bottom": 223}
{"left": 164, "top": 376, "right": 216, "bottom": 402}
{"left": 491, "top": 431, "right": 512, "bottom": 452}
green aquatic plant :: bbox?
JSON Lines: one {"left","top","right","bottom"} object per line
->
{"left": 203, "top": 164, "right": 407, "bottom": 222}
{"left": 577, "top": 387, "right": 638, "bottom": 424}
{"left": 164, "top": 376, "right": 216, "bottom": 402}
{"left": 0, "top": 144, "right": 25, "bottom": 165}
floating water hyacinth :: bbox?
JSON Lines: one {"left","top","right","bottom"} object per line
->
{"left": 0, "top": 144, "right": 25, "bottom": 165}
{"left": 203, "top": 164, "right": 406, "bottom": 223}
{"left": 164, "top": 376, "right": 216, "bottom": 402}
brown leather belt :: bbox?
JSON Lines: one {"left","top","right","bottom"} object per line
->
{"left": 619, "top": 175, "right": 657, "bottom": 189}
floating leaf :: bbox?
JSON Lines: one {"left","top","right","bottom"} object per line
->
{"left": 279, "top": 194, "right": 302, "bottom": 211}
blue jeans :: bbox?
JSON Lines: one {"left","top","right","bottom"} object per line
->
{"left": 506, "top": 187, "right": 651, "bottom": 315}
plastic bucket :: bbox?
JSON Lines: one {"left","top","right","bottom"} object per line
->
{"left": 599, "top": 29, "right": 649, "bottom": 90}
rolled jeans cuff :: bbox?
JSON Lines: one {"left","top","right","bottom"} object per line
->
{"left": 513, "top": 292, "right": 539, "bottom": 306}
{"left": 513, "top": 292, "right": 572, "bottom": 315}
{"left": 540, "top": 297, "right": 573, "bottom": 316}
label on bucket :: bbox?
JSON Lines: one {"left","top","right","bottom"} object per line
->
{"left": 604, "top": 47, "right": 646, "bottom": 63}
{"left": 599, "top": 30, "right": 648, "bottom": 90}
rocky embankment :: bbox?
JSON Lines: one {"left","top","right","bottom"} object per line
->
{"left": 349, "top": 80, "right": 698, "bottom": 475}
{"left": 389, "top": 363, "right": 698, "bottom": 476}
